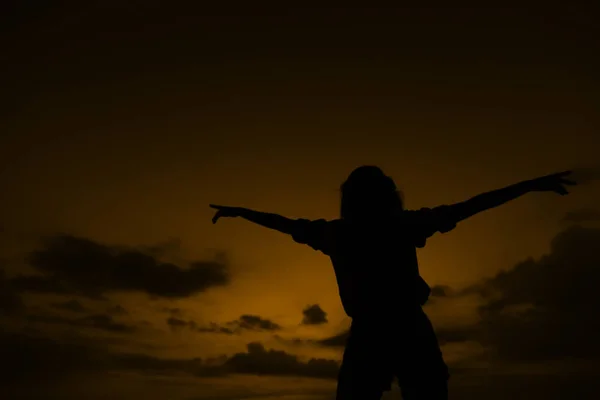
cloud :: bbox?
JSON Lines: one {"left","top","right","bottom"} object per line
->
{"left": 7, "top": 223, "right": 600, "bottom": 395}
{"left": 111, "top": 352, "right": 224, "bottom": 377}
{"left": 162, "top": 307, "right": 183, "bottom": 316}
{"left": 10, "top": 274, "right": 74, "bottom": 296}
{"left": 235, "top": 314, "right": 281, "bottom": 331}
{"left": 562, "top": 208, "right": 600, "bottom": 224}
{"left": 301, "top": 304, "right": 328, "bottom": 325}
{"left": 430, "top": 225, "right": 600, "bottom": 363}
{"left": 106, "top": 304, "right": 128, "bottom": 315}
{"left": 305, "top": 312, "right": 472, "bottom": 351}
{"left": 277, "top": 326, "right": 349, "bottom": 350}
{"left": 225, "top": 342, "right": 339, "bottom": 379}
{"left": 82, "top": 314, "right": 136, "bottom": 333}
{"left": 315, "top": 330, "right": 349, "bottom": 348}
{"left": 143, "top": 238, "right": 183, "bottom": 258}
{"left": 0, "top": 331, "right": 340, "bottom": 390}
{"left": 11, "top": 234, "right": 229, "bottom": 299}
{"left": 167, "top": 314, "right": 282, "bottom": 334}
{"left": 51, "top": 299, "right": 88, "bottom": 313}
{"left": 0, "top": 331, "right": 219, "bottom": 389}
{"left": 166, "top": 316, "right": 201, "bottom": 331}
{"left": 5, "top": 332, "right": 600, "bottom": 400}
{"left": 430, "top": 284, "right": 453, "bottom": 298}
{"left": 27, "top": 312, "right": 137, "bottom": 333}
{"left": 0, "top": 269, "right": 23, "bottom": 315}
{"left": 434, "top": 327, "right": 477, "bottom": 346}
{"left": 0, "top": 332, "right": 106, "bottom": 387}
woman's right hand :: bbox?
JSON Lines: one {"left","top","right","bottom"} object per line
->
{"left": 210, "top": 204, "right": 244, "bottom": 224}
{"left": 528, "top": 171, "right": 577, "bottom": 195}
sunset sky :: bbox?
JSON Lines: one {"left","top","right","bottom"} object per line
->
{"left": 2, "top": 3, "right": 600, "bottom": 399}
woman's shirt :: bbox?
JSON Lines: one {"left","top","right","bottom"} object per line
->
{"left": 290, "top": 206, "right": 457, "bottom": 320}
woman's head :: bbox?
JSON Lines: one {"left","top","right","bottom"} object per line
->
{"left": 340, "top": 165, "right": 404, "bottom": 220}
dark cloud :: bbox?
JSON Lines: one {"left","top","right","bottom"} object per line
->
{"left": 106, "top": 304, "right": 128, "bottom": 315}
{"left": 166, "top": 316, "right": 199, "bottom": 331}
{"left": 225, "top": 342, "right": 339, "bottom": 379}
{"left": 431, "top": 225, "right": 600, "bottom": 362}
{"left": 296, "top": 320, "right": 471, "bottom": 350}
{"left": 28, "top": 312, "right": 136, "bottom": 333}
{"left": 430, "top": 284, "right": 452, "bottom": 298}
{"left": 434, "top": 327, "right": 476, "bottom": 346}
{"left": 274, "top": 330, "right": 350, "bottom": 349}
{"left": 51, "top": 299, "right": 88, "bottom": 313}
{"left": 316, "top": 330, "right": 349, "bottom": 348}
{"left": 0, "top": 331, "right": 339, "bottom": 390}
{"left": 480, "top": 226, "right": 600, "bottom": 360}
{"left": 424, "top": 284, "right": 457, "bottom": 305}
{"left": 0, "top": 331, "right": 219, "bottom": 391}
{"left": 82, "top": 314, "right": 136, "bottom": 333}
{"left": 162, "top": 307, "right": 183, "bottom": 316}
{"left": 236, "top": 314, "right": 281, "bottom": 331}
{"left": 272, "top": 334, "right": 312, "bottom": 346}
{"left": 562, "top": 208, "right": 600, "bottom": 224}
{"left": 11, "top": 274, "right": 74, "bottom": 296}
{"left": 195, "top": 322, "right": 237, "bottom": 334}
{"left": 0, "top": 290, "right": 22, "bottom": 315}
{"left": 0, "top": 269, "right": 23, "bottom": 315}
{"left": 12, "top": 234, "right": 229, "bottom": 299}
{"left": 167, "top": 314, "right": 281, "bottom": 334}
{"left": 5, "top": 331, "right": 600, "bottom": 400}
{"left": 143, "top": 238, "right": 183, "bottom": 257}
{"left": 301, "top": 304, "right": 328, "bottom": 325}
{"left": 111, "top": 352, "right": 224, "bottom": 377}
{"left": 0, "top": 332, "right": 106, "bottom": 387}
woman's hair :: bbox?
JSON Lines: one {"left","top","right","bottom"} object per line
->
{"left": 340, "top": 165, "right": 404, "bottom": 220}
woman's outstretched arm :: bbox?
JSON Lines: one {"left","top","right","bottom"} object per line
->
{"left": 447, "top": 170, "right": 576, "bottom": 223}
{"left": 210, "top": 205, "right": 332, "bottom": 254}
{"left": 210, "top": 205, "right": 298, "bottom": 234}
{"left": 408, "top": 171, "right": 577, "bottom": 245}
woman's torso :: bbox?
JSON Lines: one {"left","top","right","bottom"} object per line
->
{"left": 327, "top": 218, "right": 424, "bottom": 320}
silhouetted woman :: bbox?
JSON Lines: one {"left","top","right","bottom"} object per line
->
{"left": 210, "top": 166, "right": 575, "bottom": 399}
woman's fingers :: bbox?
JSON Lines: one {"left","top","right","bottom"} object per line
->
{"left": 555, "top": 184, "right": 569, "bottom": 195}
{"left": 553, "top": 171, "right": 572, "bottom": 178}
{"left": 210, "top": 205, "right": 223, "bottom": 224}
{"left": 560, "top": 178, "right": 577, "bottom": 185}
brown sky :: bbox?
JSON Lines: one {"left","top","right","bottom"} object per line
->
{"left": 1, "top": 3, "right": 600, "bottom": 399}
